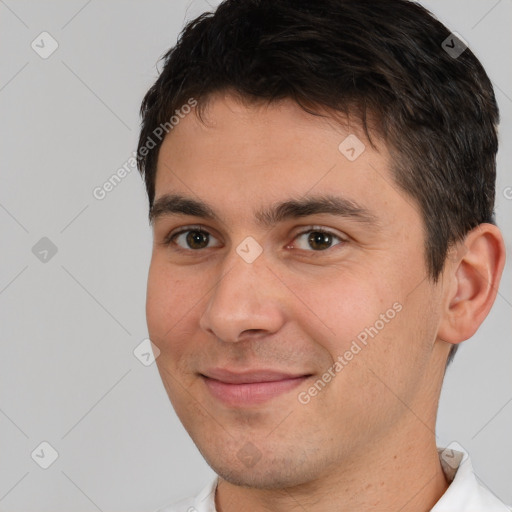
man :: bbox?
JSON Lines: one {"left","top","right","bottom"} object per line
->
{"left": 136, "top": 0, "right": 509, "bottom": 510}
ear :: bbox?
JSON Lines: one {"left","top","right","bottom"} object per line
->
{"left": 437, "top": 223, "right": 506, "bottom": 344}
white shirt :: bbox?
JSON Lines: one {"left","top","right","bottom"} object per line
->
{"left": 156, "top": 447, "right": 511, "bottom": 512}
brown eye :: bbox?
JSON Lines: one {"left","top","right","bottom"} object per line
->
{"left": 185, "top": 230, "right": 210, "bottom": 249}
{"left": 307, "top": 231, "right": 333, "bottom": 250}
{"left": 167, "top": 228, "right": 220, "bottom": 250}
{"left": 292, "top": 228, "right": 345, "bottom": 252}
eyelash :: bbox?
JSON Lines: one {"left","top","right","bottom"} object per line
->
{"left": 161, "top": 225, "right": 347, "bottom": 253}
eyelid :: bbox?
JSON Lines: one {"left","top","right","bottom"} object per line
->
{"left": 162, "top": 224, "right": 219, "bottom": 246}
{"left": 161, "top": 224, "right": 347, "bottom": 251}
{"left": 293, "top": 225, "right": 347, "bottom": 239}
{"left": 289, "top": 225, "right": 347, "bottom": 250}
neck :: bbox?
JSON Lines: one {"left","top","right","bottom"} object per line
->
{"left": 215, "top": 428, "right": 449, "bottom": 512}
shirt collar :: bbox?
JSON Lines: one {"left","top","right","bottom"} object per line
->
{"left": 432, "top": 446, "right": 510, "bottom": 511}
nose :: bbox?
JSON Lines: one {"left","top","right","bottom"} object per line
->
{"left": 199, "top": 248, "right": 287, "bottom": 343}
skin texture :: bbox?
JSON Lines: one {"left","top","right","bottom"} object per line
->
{"left": 146, "top": 91, "right": 505, "bottom": 512}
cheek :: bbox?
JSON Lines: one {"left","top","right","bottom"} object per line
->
{"left": 147, "top": 264, "right": 204, "bottom": 408}
{"left": 294, "top": 262, "right": 429, "bottom": 409}
{"left": 145, "top": 258, "right": 198, "bottom": 353}
{"left": 293, "top": 267, "right": 395, "bottom": 358}
{"left": 145, "top": 260, "right": 169, "bottom": 341}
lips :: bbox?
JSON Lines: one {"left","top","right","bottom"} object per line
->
{"left": 200, "top": 368, "right": 311, "bottom": 406}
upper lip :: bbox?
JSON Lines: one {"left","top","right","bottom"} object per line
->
{"left": 201, "top": 368, "right": 310, "bottom": 384}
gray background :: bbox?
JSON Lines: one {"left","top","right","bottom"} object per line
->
{"left": 0, "top": 1, "right": 510, "bottom": 510}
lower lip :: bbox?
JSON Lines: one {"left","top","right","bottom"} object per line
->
{"left": 202, "top": 375, "right": 310, "bottom": 406}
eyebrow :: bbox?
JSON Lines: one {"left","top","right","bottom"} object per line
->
{"left": 149, "top": 193, "right": 380, "bottom": 229}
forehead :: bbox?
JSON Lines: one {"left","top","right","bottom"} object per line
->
{"left": 153, "top": 93, "right": 416, "bottom": 227}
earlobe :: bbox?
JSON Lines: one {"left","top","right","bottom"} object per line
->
{"left": 437, "top": 223, "right": 506, "bottom": 345}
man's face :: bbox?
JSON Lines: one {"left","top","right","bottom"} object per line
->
{"left": 147, "top": 93, "right": 448, "bottom": 488}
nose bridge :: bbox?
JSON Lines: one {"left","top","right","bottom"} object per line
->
{"left": 199, "top": 246, "right": 285, "bottom": 342}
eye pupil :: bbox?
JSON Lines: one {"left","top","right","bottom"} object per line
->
{"left": 187, "top": 231, "right": 209, "bottom": 249}
{"left": 308, "top": 232, "right": 332, "bottom": 250}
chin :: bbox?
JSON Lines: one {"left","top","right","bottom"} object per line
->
{"left": 200, "top": 445, "right": 323, "bottom": 490}
{"left": 214, "top": 465, "right": 306, "bottom": 489}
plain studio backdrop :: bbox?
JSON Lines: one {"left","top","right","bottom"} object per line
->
{"left": 0, "top": 1, "right": 511, "bottom": 510}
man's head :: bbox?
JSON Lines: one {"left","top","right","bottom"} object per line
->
{"left": 137, "top": 0, "right": 505, "bottom": 493}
